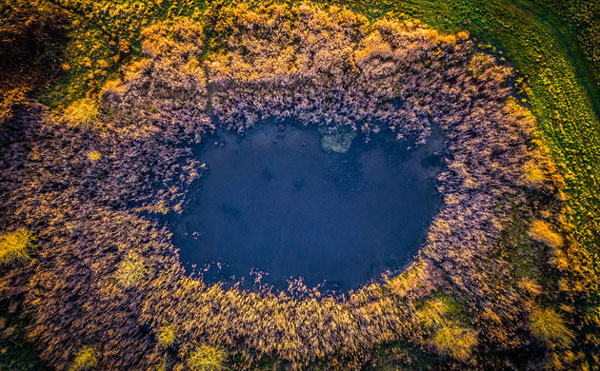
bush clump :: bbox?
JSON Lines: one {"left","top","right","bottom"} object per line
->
{"left": 69, "top": 346, "right": 98, "bottom": 371}
{"left": 433, "top": 325, "right": 478, "bottom": 362}
{"left": 182, "top": 344, "right": 226, "bottom": 371}
{"left": 0, "top": 227, "right": 35, "bottom": 266}
{"left": 528, "top": 219, "right": 564, "bottom": 248}
{"left": 416, "top": 295, "right": 479, "bottom": 362}
{"left": 63, "top": 98, "right": 98, "bottom": 129}
{"left": 530, "top": 307, "right": 574, "bottom": 347}
{"left": 87, "top": 150, "right": 101, "bottom": 162}
{"left": 114, "top": 252, "right": 148, "bottom": 289}
{"left": 416, "top": 297, "right": 451, "bottom": 328}
{"left": 158, "top": 325, "right": 176, "bottom": 349}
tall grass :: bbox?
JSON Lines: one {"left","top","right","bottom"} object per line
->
{"left": 0, "top": 228, "right": 34, "bottom": 266}
{"left": 68, "top": 346, "right": 97, "bottom": 371}
{"left": 63, "top": 98, "right": 98, "bottom": 129}
{"left": 183, "top": 344, "right": 226, "bottom": 371}
{"left": 530, "top": 307, "right": 574, "bottom": 346}
{"left": 528, "top": 219, "right": 564, "bottom": 248}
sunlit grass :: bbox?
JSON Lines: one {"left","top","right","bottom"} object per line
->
{"left": 63, "top": 98, "right": 98, "bottom": 129}
{"left": 0, "top": 228, "right": 35, "bottom": 266}
{"left": 158, "top": 325, "right": 176, "bottom": 349}
{"left": 182, "top": 344, "right": 226, "bottom": 371}
{"left": 415, "top": 294, "right": 478, "bottom": 362}
{"left": 416, "top": 297, "right": 450, "bottom": 328}
{"left": 68, "top": 346, "right": 97, "bottom": 371}
{"left": 114, "top": 252, "right": 148, "bottom": 289}
{"left": 433, "top": 324, "right": 478, "bottom": 362}
{"left": 528, "top": 219, "right": 564, "bottom": 248}
{"left": 530, "top": 307, "right": 574, "bottom": 346}
{"left": 87, "top": 150, "right": 102, "bottom": 162}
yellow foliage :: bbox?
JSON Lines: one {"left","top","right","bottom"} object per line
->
{"left": 64, "top": 98, "right": 99, "bottom": 129}
{"left": 354, "top": 30, "right": 392, "bottom": 63}
{"left": 87, "top": 150, "right": 101, "bottom": 162}
{"left": 433, "top": 324, "right": 478, "bottom": 362}
{"left": 69, "top": 346, "right": 98, "bottom": 371}
{"left": 158, "top": 325, "right": 176, "bottom": 349}
{"left": 467, "top": 53, "right": 491, "bottom": 78}
{"left": 416, "top": 294, "right": 478, "bottom": 361}
{"left": 101, "top": 78, "right": 125, "bottom": 95}
{"left": 457, "top": 31, "right": 470, "bottom": 39}
{"left": 0, "top": 227, "right": 35, "bottom": 266}
{"left": 528, "top": 219, "right": 564, "bottom": 248}
{"left": 386, "top": 259, "right": 435, "bottom": 298}
{"left": 416, "top": 297, "right": 450, "bottom": 329}
{"left": 519, "top": 277, "right": 543, "bottom": 296}
{"left": 530, "top": 307, "right": 574, "bottom": 346}
{"left": 523, "top": 161, "right": 547, "bottom": 184}
{"left": 551, "top": 248, "right": 570, "bottom": 270}
{"left": 183, "top": 344, "right": 226, "bottom": 371}
{"left": 114, "top": 252, "right": 148, "bottom": 289}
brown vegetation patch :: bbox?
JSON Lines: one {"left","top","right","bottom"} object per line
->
{"left": 0, "top": 2, "right": 569, "bottom": 369}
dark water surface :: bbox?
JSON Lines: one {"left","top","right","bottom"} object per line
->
{"left": 166, "top": 123, "right": 444, "bottom": 292}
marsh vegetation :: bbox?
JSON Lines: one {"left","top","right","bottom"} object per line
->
{"left": 0, "top": 0, "right": 598, "bottom": 370}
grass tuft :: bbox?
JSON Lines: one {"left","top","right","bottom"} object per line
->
{"left": 68, "top": 346, "right": 97, "bottom": 371}
{"left": 528, "top": 219, "right": 564, "bottom": 248}
{"left": 433, "top": 324, "right": 478, "bottom": 362}
{"left": 416, "top": 294, "right": 478, "bottom": 362}
{"left": 0, "top": 228, "right": 35, "bottom": 267}
{"left": 114, "top": 252, "right": 148, "bottom": 289}
{"left": 183, "top": 344, "right": 226, "bottom": 371}
{"left": 158, "top": 325, "right": 176, "bottom": 349}
{"left": 415, "top": 297, "right": 450, "bottom": 329}
{"left": 87, "top": 150, "right": 102, "bottom": 162}
{"left": 523, "top": 161, "right": 548, "bottom": 184}
{"left": 530, "top": 307, "right": 574, "bottom": 347}
{"left": 63, "top": 98, "right": 98, "bottom": 129}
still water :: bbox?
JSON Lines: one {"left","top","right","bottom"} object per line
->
{"left": 166, "top": 122, "right": 443, "bottom": 292}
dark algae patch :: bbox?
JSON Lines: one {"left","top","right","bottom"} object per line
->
{"left": 167, "top": 123, "right": 443, "bottom": 291}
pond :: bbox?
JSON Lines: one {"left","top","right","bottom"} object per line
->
{"left": 165, "top": 122, "right": 444, "bottom": 293}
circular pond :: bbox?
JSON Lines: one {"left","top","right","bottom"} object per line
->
{"left": 165, "top": 122, "right": 444, "bottom": 291}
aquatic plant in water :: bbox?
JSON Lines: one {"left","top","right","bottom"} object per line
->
{"left": 318, "top": 126, "right": 357, "bottom": 153}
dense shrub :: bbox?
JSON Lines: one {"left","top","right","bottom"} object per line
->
{"left": 158, "top": 325, "right": 176, "bottom": 349}
{"left": 433, "top": 325, "right": 478, "bottom": 362}
{"left": 528, "top": 219, "right": 564, "bottom": 249}
{"left": 416, "top": 295, "right": 478, "bottom": 362}
{"left": 87, "top": 150, "right": 101, "bottom": 162}
{"left": 114, "top": 252, "right": 148, "bottom": 289}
